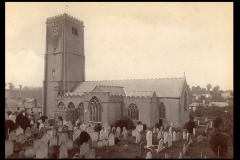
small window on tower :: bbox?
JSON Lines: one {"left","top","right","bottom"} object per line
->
{"left": 52, "top": 69, "right": 56, "bottom": 78}
{"left": 72, "top": 27, "right": 78, "bottom": 36}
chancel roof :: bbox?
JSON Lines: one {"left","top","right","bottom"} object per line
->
{"left": 129, "top": 91, "right": 156, "bottom": 97}
{"left": 71, "top": 77, "right": 185, "bottom": 98}
{"left": 93, "top": 85, "right": 126, "bottom": 96}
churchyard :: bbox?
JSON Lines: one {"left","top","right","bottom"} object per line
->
{"left": 5, "top": 114, "right": 233, "bottom": 159}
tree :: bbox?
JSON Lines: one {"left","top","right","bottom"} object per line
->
{"left": 196, "top": 86, "right": 201, "bottom": 95}
{"left": 192, "top": 86, "right": 196, "bottom": 94}
{"left": 207, "top": 84, "right": 212, "bottom": 92}
{"left": 8, "top": 83, "right": 15, "bottom": 90}
{"left": 201, "top": 88, "right": 207, "bottom": 94}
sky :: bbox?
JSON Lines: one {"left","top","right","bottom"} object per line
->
{"left": 5, "top": 2, "right": 233, "bottom": 91}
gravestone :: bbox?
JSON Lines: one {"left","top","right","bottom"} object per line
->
{"left": 24, "top": 147, "right": 36, "bottom": 158}
{"left": 104, "top": 130, "right": 109, "bottom": 139}
{"left": 91, "top": 141, "right": 98, "bottom": 149}
{"left": 193, "top": 128, "right": 196, "bottom": 136}
{"left": 87, "top": 127, "right": 94, "bottom": 135}
{"left": 164, "top": 132, "right": 168, "bottom": 144}
{"left": 41, "top": 136, "right": 48, "bottom": 145}
{"left": 66, "top": 139, "right": 73, "bottom": 150}
{"left": 132, "top": 130, "right": 136, "bottom": 137}
{"left": 170, "top": 122, "right": 173, "bottom": 128}
{"left": 156, "top": 139, "right": 163, "bottom": 153}
{"left": 136, "top": 132, "right": 141, "bottom": 143}
{"left": 102, "top": 139, "right": 108, "bottom": 147}
{"left": 183, "top": 131, "right": 186, "bottom": 140}
{"left": 16, "top": 126, "right": 24, "bottom": 136}
{"left": 58, "top": 133, "right": 67, "bottom": 146}
{"left": 123, "top": 131, "right": 128, "bottom": 140}
{"left": 179, "top": 152, "right": 182, "bottom": 159}
{"left": 58, "top": 126, "right": 62, "bottom": 132}
{"left": 5, "top": 140, "right": 14, "bottom": 157}
{"left": 165, "top": 153, "right": 168, "bottom": 159}
{"left": 49, "top": 136, "right": 58, "bottom": 147}
{"left": 173, "top": 131, "right": 176, "bottom": 142}
{"left": 205, "top": 124, "right": 208, "bottom": 133}
{"left": 116, "top": 127, "right": 121, "bottom": 137}
{"left": 25, "top": 127, "right": 32, "bottom": 139}
{"left": 99, "top": 129, "right": 104, "bottom": 140}
{"left": 146, "top": 130, "right": 153, "bottom": 147}
{"left": 90, "top": 149, "right": 95, "bottom": 159}
{"left": 67, "top": 121, "right": 73, "bottom": 131}
{"left": 17, "top": 133, "right": 26, "bottom": 144}
{"left": 59, "top": 143, "right": 68, "bottom": 158}
{"left": 157, "top": 131, "right": 162, "bottom": 139}
{"left": 35, "top": 143, "right": 48, "bottom": 158}
{"left": 164, "top": 125, "right": 168, "bottom": 130}
{"left": 123, "top": 127, "right": 126, "bottom": 133}
{"left": 167, "top": 135, "right": 172, "bottom": 148}
{"left": 97, "top": 140, "right": 103, "bottom": 148}
{"left": 153, "top": 127, "right": 156, "bottom": 134}
{"left": 107, "top": 126, "right": 111, "bottom": 132}
{"left": 112, "top": 126, "right": 116, "bottom": 132}
{"left": 146, "top": 152, "right": 152, "bottom": 159}
{"left": 169, "top": 127, "right": 172, "bottom": 134}
{"left": 31, "top": 126, "right": 39, "bottom": 135}
{"left": 186, "top": 133, "right": 189, "bottom": 141}
{"left": 140, "top": 142, "right": 144, "bottom": 158}
{"left": 108, "top": 133, "right": 115, "bottom": 146}
{"left": 80, "top": 142, "right": 89, "bottom": 156}
{"left": 19, "top": 150, "right": 25, "bottom": 158}
{"left": 183, "top": 144, "right": 186, "bottom": 155}
{"left": 160, "top": 126, "right": 163, "bottom": 132}
{"left": 156, "top": 127, "right": 159, "bottom": 133}
{"left": 34, "top": 139, "right": 44, "bottom": 150}
{"left": 186, "top": 144, "right": 189, "bottom": 152}
{"left": 198, "top": 120, "right": 200, "bottom": 126}
{"left": 197, "top": 135, "right": 203, "bottom": 143}
{"left": 9, "top": 132, "right": 17, "bottom": 142}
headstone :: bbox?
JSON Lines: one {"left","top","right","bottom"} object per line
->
{"left": 146, "top": 130, "right": 153, "bottom": 147}
{"left": 9, "top": 132, "right": 17, "bottom": 142}
{"left": 156, "top": 139, "right": 163, "bottom": 153}
{"left": 34, "top": 139, "right": 44, "bottom": 150}
{"left": 66, "top": 139, "right": 73, "bottom": 150}
{"left": 140, "top": 142, "right": 144, "bottom": 158}
{"left": 58, "top": 126, "right": 63, "bottom": 132}
{"left": 132, "top": 130, "right": 136, "bottom": 137}
{"left": 146, "top": 152, "right": 152, "bottom": 159}
{"left": 99, "top": 129, "right": 104, "bottom": 140}
{"left": 210, "top": 121, "right": 213, "bottom": 128}
{"left": 102, "top": 139, "right": 108, "bottom": 147}
{"left": 173, "top": 131, "right": 176, "bottom": 142}
{"left": 67, "top": 121, "right": 73, "bottom": 131}
{"left": 17, "top": 133, "right": 26, "bottom": 144}
{"left": 169, "top": 127, "right": 172, "bottom": 134}
{"left": 156, "top": 127, "right": 159, "bottom": 133}
{"left": 25, "top": 127, "right": 32, "bottom": 139}
{"left": 35, "top": 143, "right": 48, "bottom": 158}
{"left": 87, "top": 127, "right": 94, "bottom": 135}
{"left": 160, "top": 126, "right": 163, "bottom": 132}
{"left": 116, "top": 127, "right": 121, "bottom": 136}
{"left": 24, "top": 147, "right": 36, "bottom": 158}
{"left": 179, "top": 133, "right": 183, "bottom": 141}
{"left": 31, "top": 126, "right": 39, "bottom": 135}
{"left": 58, "top": 133, "right": 67, "bottom": 146}
{"left": 167, "top": 135, "right": 172, "bottom": 148}
{"left": 164, "top": 132, "right": 168, "bottom": 144}
{"left": 157, "top": 131, "right": 162, "bottom": 139}
{"left": 39, "top": 123, "right": 44, "bottom": 131}
{"left": 198, "top": 120, "right": 200, "bottom": 126}
{"left": 59, "top": 143, "right": 68, "bottom": 158}
{"left": 107, "top": 126, "right": 111, "bottom": 132}
{"left": 16, "top": 126, "right": 24, "bottom": 136}
{"left": 153, "top": 127, "right": 156, "bottom": 134}
{"left": 205, "top": 124, "right": 208, "bottom": 133}
{"left": 186, "top": 144, "right": 189, "bottom": 153}
{"left": 164, "top": 125, "right": 168, "bottom": 130}
{"left": 170, "top": 122, "right": 173, "bottom": 128}
{"left": 19, "top": 150, "right": 25, "bottom": 158}
{"left": 165, "top": 153, "right": 168, "bottom": 159}
{"left": 179, "top": 152, "right": 182, "bottom": 159}
{"left": 183, "top": 131, "right": 186, "bottom": 140}
{"left": 136, "top": 132, "right": 141, "bottom": 143}
{"left": 186, "top": 133, "right": 189, "bottom": 141}
{"left": 108, "top": 133, "right": 115, "bottom": 146}
{"left": 205, "top": 117, "right": 208, "bottom": 122}
{"left": 112, "top": 126, "right": 116, "bottom": 132}
{"left": 5, "top": 140, "right": 14, "bottom": 157}
{"left": 49, "top": 136, "right": 58, "bottom": 147}
{"left": 123, "top": 127, "right": 126, "bottom": 133}
{"left": 80, "top": 142, "right": 89, "bottom": 156}
{"left": 90, "top": 149, "right": 95, "bottom": 158}
{"left": 183, "top": 144, "right": 186, "bottom": 155}
{"left": 193, "top": 128, "right": 196, "bottom": 136}
{"left": 91, "top": 141, "right": 98, "bottom": 149}
{"left": 97, "top": 140, "right": 103, "bottom": 148}
{"left": 123, "top": 131, "right": 128, "bottom": 140}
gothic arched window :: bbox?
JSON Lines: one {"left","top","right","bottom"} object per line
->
{"left": 88, "top": 96, "right": 101, "bottom": 122}
{"left": 52, "top": 69, "right": 56, "bottom": 78}
{"left": 57, "top": 102, "right": 65, "bottom": 110}
{"left": 128, "top": 104, "right": 139, "bottom": 120}
{"left": 78, "top": 102, "right": 84, "bottom": 117}
{"left": 68, "top": 102, "right": 75, "bottom": 111}
{"left": 184, "top": 92, "right": 187, "bottom": 111}
{"left": 159, "top": 102, "right": 166, "bottom": 119}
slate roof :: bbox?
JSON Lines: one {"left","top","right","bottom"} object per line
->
{"left": 93, "top": 85, "right": 126, "bottom": 96}
{"left": 71, "top": 77, "right": 185, "bottom": 98}
{"left": 129, "top": 91, "right": 155, "bottom": 97}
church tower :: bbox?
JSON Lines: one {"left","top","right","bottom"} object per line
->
{"left": 42, "top": 13, "right": 85, "bottom": 118}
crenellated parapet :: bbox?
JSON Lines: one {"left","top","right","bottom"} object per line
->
{"left": 46, "top": 13, "right": 84, "bottom": 26}
{"left": 62, "top": 92, "right": 84, "bottom": 98}
{"left": 109, "top": 94, "right": 123, "bottom": 102}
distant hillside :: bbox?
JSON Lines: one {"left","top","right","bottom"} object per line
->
{"left": 5, "top": 89, "right": 42, "bottom": 105}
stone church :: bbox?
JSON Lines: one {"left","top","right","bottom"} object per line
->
{"left": 42, "top": 13, "right": 190, "bottom": 128}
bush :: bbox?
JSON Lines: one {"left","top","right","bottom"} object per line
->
{"left": 113, "top": 116, "right": 134, "bottom": 130}
{"left": 74, "top": 131, "right": 91, "bottom": 147}
{"left": 93, "top": 124, "right": 102, "bottom": 132}
{"left": 195, "top": 105, "right": 206, "bottom": 117}
{"left": 214, "top": 117, "right": 223, "bottom": 129}
{"left": 209, "top": 132, "right": 229, "bottom": 157}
